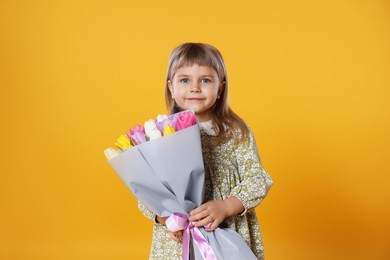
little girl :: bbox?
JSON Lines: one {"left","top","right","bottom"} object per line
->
{"left": 138, "top": 42, "right": 273, "bottom": 259}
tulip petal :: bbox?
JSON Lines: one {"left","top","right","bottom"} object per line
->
{"left": 104, "top": 148, "right": 121, "bottom": 160}
{"left": 144, "top": 119, "right": 160, "bottom": 136}
{"left": 149, "top": 130, "right": 162, "bottom": 140}
{"left": 130, "top": 125, "right": 145, "bottom": 135}
{"left": 163, "top": 125, "right": 175, "bottom": 136}
{"left": 175, "top": 111, "right": 196, "bottom": 131}
{"left": 157, "top": 114, "right": 168, "bottom": 122}
{"left": 130, "top": 131, "right": 146, "bottom": 145}
{"left": 115, "top": 134, "right": 132, "bottom": 151}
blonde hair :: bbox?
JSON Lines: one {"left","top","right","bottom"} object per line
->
{"left": 164, "top": 42, "right": 249, "bottom": 143}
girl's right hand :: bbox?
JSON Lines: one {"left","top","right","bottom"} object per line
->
{"left": 156, "top": 216, "right": 183, "bottom": 242}
{"left": 170, "top": 230, "right": 184, "bottom": 242}
{"left": 156, "top": 215, "right": 168, "bottom": 225}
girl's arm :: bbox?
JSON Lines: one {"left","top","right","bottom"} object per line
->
{"left": 189, "top": 130, "right": 273, "bottom": 231}
{"left": 137, "top": 200, "right": 162, "bottom": 225}
{"left": 138, "top": 201, "right": 174, "bottom": 230}
{"left": 138, "top": 202, "right": 183, "bottom": 242}
{"left": 229, "top": 130, "right": 273, "bottom": 215}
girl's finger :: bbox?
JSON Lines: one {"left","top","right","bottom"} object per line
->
{"left": 190, "top": 204, "right": 206, "bottom": 216}
{"left": 170, "top": 232, "right": 179, "bottom": 242}
{"left": 206, "top": 220, "right": 220, "bottom": 232}
{"left": 195, "top": 216, "right": 213, "bottom": 228}
{"left": 188, "top": 209, "right": 209, "bottom": 222}
{"left": 173, "top": 230, "right": 183, "bottom": 237}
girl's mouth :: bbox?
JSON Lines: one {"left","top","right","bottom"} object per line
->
{"left": 186, "top": 98, "right": 204, "bottom": 101}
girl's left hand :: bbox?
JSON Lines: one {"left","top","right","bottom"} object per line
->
{"left": 188, "top": 200, "right": 228, "bottom": 231}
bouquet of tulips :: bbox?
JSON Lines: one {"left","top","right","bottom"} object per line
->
{"left": 105, "top": 110, "right": 257, "bottom": 260}
{"left": 104, "top": 111, "right": 196, "bottom": 160}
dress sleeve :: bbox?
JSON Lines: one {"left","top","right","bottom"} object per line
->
{"left": 229, "top": 130, "right": 273, "bottom": 215}
{"left": 137, "top": 200, "right": 163, "bottom": 225}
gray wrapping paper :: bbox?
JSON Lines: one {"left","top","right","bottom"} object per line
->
{"left": 108, "top": 123, "right": 257, "bottom": 260}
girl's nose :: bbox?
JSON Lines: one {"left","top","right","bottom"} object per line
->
{"left": 190, "top": 82, "right": 201, "bottom": 92}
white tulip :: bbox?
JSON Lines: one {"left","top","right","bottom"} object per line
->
{"left": 104, "top": 148, "right": 121, "bottom": 160}
{"left": 149, "top": 130, "right": 162, "bottom": 140}
{"left": 144, "top": 119, "right": 159, "bottom": 137}
{"left": 157, "top": 114, "right": 168, "bottom": 123}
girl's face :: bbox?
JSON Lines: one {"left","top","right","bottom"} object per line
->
{"left": 168, "top": 64, "right": 223, "bottom": 122}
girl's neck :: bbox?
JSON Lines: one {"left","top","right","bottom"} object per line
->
{"left": 195, "top": 111, "right": 213, "bottom": 123}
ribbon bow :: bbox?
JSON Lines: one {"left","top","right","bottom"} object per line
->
{"left": 166, "top": 213, "right": 218, "bottom": 260}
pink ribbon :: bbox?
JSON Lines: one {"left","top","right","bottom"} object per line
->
{"left": 166, "top": 213, "right": 218, "bottom": 260}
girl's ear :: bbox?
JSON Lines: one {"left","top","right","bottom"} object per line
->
{"left": 218, "top": 81, "right": 226, "bottom": 96}
{"left": 168, "top": 80, "right": 175, "bottom": 98}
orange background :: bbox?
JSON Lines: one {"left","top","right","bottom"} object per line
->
{"left": 1, "top": 0, "right": 389, "bottom": 259}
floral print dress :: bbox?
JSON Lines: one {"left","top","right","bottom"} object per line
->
{"left": 138, "top": 121, "right": 273, "bottom": 259}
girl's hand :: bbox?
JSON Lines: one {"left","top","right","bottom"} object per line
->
{"left": 156, "top": 216, "right": 167, "bottom": 225}
{"left": 188, "top": 197, "right": 244, "bottom": 232}
{"left": 170, "top": 230, "right": 184, "bottom": 242}
{"left": 188, "top": 200, "right": 228, "bottom": 231}
{"left": 156, "top": 215, "right": 184, "bottom": 243}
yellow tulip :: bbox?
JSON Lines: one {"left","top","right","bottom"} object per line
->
{"left": 163, "top": 125, "right": 175, "bottom": 136}
{"left": 115, "top": 134, "right": 132, "bottom": 151}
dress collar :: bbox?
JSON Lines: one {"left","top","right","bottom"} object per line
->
{"left": 199, "top": 120, "right": 217, "bottom": 136}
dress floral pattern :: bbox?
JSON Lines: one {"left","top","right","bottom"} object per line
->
{"left": 138, "top": 121, "right": 273, "bottom": 259}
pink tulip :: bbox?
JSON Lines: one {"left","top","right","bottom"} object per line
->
{"left": 127, "top": 125, "right": 146, "bottom": 145}
{"left": 175, "top": 111, "right": 196, "bottom": 131}
{"left": 130, "top": 125, "right": 145, "bottom": 135}
{"left": 127, "top": 131, "right": 146, "bottom": 145}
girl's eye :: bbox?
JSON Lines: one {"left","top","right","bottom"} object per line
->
{"left": 201, "top": 79, "right": 211, "bottom": 83}
{"left": 180, "top": 78, "right": 190, "bottom": 84}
